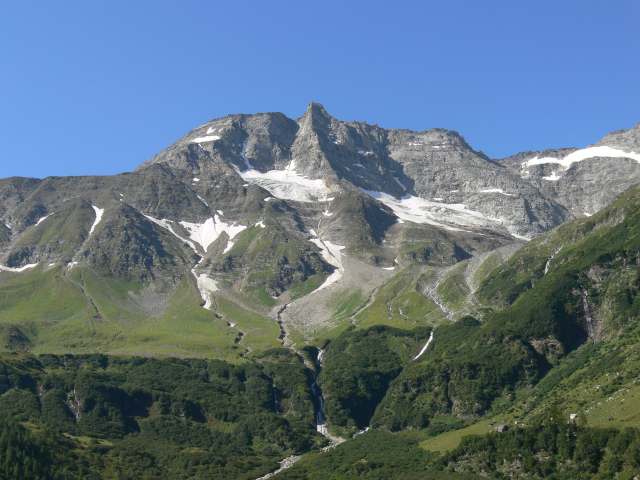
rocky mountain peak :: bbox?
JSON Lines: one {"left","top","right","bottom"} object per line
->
{"left": 297, "top": 101, "right": 333, "bottom": 134}
{"left": 304, "top": 101, "right": 331, "bottom": 117}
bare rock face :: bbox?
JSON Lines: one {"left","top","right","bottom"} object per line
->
{"left": 497, "top": 122, "right": 640, "bottom": 221}
{"left": 596, "top": 123, "right": 640, "bottom": 151}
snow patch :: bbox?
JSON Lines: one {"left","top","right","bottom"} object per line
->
{"left": 361, "top": 189, "right": 502, "bottom": 231}
{"left": 193, "top": 271, "right": 219, "bottom": 309}
{"left": 309, "top": 239, "right": 345, "bottom": 290}
{"left": 192, "top": 135, "right": 220, "bottom": 143}
{"left": 205, "top": 127, "right": 217, "bottom": 134}
{"left": 323, "top": 210, "right": 333, "bottom": 217}
{"left": 0, "top": 263, "right": 38, "bottom": 273}
{"left": 393, "top": 176, "right": 407, "bottom": 191}
{"left": 179, "top": 215, "right": 247, "bottom": 252}
{"left": 255, "top": 220, "right": 265, "bottom": 228}
{"left": 264, "top": 197, "right": 273, "bottom": 202}
{"left": 196, "top": 194, "right": 209, "bottom": 207}
{"left": 193, "top": 177, "right": 200, "bottom": 182}
{"left": 543, "top": 171, "right": 561, "bottom": 181}
{"left": 144, "top": 216, "right": 198, "bottom": 253}
{"left": 89, "top": 206, "right": 104, "bottom": 236}
{"left": 382, "top": 266, "right": 395, "bottom": 271}
{"left": 223, "top": 241, "right": 235, "bottom": 254}
{"left": 236, "top": 159, "right": 329, "bottom": 203}
{"left": 190, "top": 189, "right": 209, "bottom": 206}
{"left": 584, "top": 212, "right": 592, "bottom": 217}
{"left": 510, "top": 232, "right": 532, "bottom": 241}
{"left": 481, "top": 188, "right": 514, "bottom": 196}
{"left": 353, "top": 164, "right": 364, "bottom": 168}
{"left": 217, "top": 210, "right": 224, "bottom": 216}
{"left": 240, "top": 138, "right": 252, "bottom": 169}
{"left": 523, "top": 146, "right": 640, "bottom": 170}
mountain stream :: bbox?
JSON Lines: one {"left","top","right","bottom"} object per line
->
{"left": 424, "top": 268, "right": 455, "bottom": 321}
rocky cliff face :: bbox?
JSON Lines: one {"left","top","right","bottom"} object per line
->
{"left": 497, "top": 124, "right": 640, "bottom": 219}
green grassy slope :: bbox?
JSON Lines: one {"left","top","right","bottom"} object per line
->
{"left": 0, "top": 264, "right": 284, "bottom": 361}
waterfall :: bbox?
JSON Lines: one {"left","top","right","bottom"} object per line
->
{"left": 310, "top": 351, "right": 328, "bottom": 435}
{"left": 276, "top": 303, "right": 330, "bottom": 436}
{"left": 580, "top": 285, "right": 596, "bottom": 341}
{"left": 413, "top": 331, "right": 434, "bottom": 360}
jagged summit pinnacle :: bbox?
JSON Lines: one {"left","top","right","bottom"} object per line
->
{"left": 297, "top": 102, "right": 333, "bottom": 131}
{"left": 305, "top": 101, "right": 330, "bottom": 115}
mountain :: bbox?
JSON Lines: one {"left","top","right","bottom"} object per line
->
{"left": 1, "top": 104, "right": 638, "bottom": 358}
{"left": 1, "top": 105, "right": 640, "bottom": 478}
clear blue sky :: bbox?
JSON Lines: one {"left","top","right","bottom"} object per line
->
{"left": 1, "top": 1, "right": 639, "bottom": 178}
